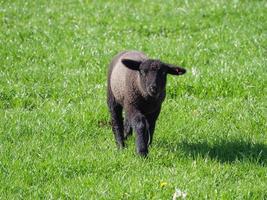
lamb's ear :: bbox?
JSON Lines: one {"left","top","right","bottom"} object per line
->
{"left": 164, "top": 63, "right": 186, "bottom": 75}
{"left": 121, "top": 59, "right": 142, "bottom": 71}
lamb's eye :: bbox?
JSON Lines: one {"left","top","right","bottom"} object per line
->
{"left": 140, "top": 70, "right": 147, "bottom": 75}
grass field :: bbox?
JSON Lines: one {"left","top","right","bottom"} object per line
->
{"left": 0, "top": 0, "right": 267, "bottom": 199}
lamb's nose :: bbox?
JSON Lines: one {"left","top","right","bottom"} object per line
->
{"left": 149, "top": 85, "right": 157, "bottom": 94}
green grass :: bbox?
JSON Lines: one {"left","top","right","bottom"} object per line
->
{"left": 0, "top": 0, "right": 266, "bottom": 199}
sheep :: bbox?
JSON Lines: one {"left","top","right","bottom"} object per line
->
{"left": 107, "top": 50, "right": 186, "bottom": 156}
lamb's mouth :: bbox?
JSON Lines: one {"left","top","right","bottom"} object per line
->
{"left": 148, "top": 90, "right": 159, "bottom": 98}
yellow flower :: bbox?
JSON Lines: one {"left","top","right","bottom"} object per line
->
{"left": 160, "top": 181, "right": 168, "bottom": 188}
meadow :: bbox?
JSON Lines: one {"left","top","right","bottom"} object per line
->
{"left": 0, "top": 0, "right": 266, "bottom": 199}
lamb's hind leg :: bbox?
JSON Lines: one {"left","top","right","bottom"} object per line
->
{"left": 124, "top": 116, "right": 132, "bottom": 140}
{"left": 147, "top": 107, "right": 161, "bottom": 146}
{"left": 108, "top": 93, "right": 124, "bottom": 148}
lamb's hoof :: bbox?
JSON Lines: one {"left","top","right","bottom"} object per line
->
{"left": 137, "top": 149, "right": 148, "bottom": 157}
{"left": 116, "top": 141, "right": 125, "bottom": 149}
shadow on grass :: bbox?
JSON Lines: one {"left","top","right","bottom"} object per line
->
{"left": 157, "top": 139, "right": 267, "bottom": 166}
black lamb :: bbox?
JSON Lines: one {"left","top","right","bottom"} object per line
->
{"left": 107, "top": 50, "right": 186, "bottom": 156}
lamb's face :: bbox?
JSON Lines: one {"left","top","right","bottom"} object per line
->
{"left": 121, "top": 58, "right": 186, "bottom": 98}
{"left": 139, "top": 60, "right": 167, "bottom": 98}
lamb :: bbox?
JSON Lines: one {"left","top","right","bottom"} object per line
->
{"left": 107, "top": 50, "right": 186, "bottom": 156}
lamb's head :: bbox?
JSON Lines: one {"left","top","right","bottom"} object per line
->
{"left": 122, "top": 58, "right": 186, "bottom": 97}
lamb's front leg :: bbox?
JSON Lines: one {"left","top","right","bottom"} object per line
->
{"left": 128, "top": 109, "right": 150, "bottom": 156}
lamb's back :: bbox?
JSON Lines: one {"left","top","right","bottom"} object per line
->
{"left": 109, "top": 51, "right": 147, "bottom": 105}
